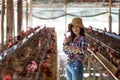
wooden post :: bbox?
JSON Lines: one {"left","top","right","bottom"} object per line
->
{"left": 81, "top": 0, "right": 83, "bottom": 3}
{"left": 6, "top": 0, "right": 14, "bottom": 41}
{"left": 1, "top": 0, "right": 5, "bottom": 45}
{"left": 29, "top": 0, "right": 33, "bottom": 27}
{"left": 93, "top": 64, "right": 96, "bottom": 80}
{"left": 17, "top": 0, "right": 23, "bottom": 32}
{"left": 26, "top": 0, "right": 28, "bottom": 30}
{"left": 108, "top": 0, "right": 112, "bottom": 33}
{"left": 95, "top": 0, "right": 97, "bottom": 6}
{"left": 118, "top": 0, "right": 120, "bottom": 36}
{"left": 64, "top": 0, "right": 67, "bottom": 33}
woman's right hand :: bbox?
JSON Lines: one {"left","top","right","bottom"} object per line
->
{"left": 63, "top": 34, "right": 70, "bottom": 45}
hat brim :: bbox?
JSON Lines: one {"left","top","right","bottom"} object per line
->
{"left": 67, "top": 23, "right": 84, "bottom": 32}
{"left": 71, "top": 23, "right": 83, "bottom": 28}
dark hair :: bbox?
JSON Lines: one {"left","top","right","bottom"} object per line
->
{"left": 69, "top": 25, "right": 85, "bottom": 42}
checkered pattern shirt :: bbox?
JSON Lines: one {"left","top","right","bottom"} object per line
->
{"left": 63, "top": 36, "right": 88, "bottom": 61}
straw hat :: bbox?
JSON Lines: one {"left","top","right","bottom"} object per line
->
{"left": 68, "top": 17, "right": 84, "bottom": 32}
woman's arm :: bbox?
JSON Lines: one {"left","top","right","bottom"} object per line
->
{"left": 63, "top": 45, "right": 83, "bottom": 54}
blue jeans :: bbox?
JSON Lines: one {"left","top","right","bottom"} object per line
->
{"left": 66, "top": 61, "right": 83, "bottom": 80}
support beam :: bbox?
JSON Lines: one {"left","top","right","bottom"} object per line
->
{"left": 108, "top": 0, "right": 112, "bottom": 33}
{"left": 1, "top": 0, "right": 5, "bottom": 45}
{"left": 118, "top": 0, "right": 120, "bottom": 36}
{"left": 26, "top": 0, "right": 28, "bottom": 30}
{"left": 29, "top": 0, "right": 33, "bottom": 27}
{"left": 17, "top": 0, "right": 23, "bottom": 32}
{"left": 6, "top": 0, "right": 14, "bottom": 41}
{"left": 64, "top": 0, "right": 67, "bottom": 33}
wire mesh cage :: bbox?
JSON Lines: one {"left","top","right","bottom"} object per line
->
{"left": 0, "top": 27, "right": 57, "bottom": 80}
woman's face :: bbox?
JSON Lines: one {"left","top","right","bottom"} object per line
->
{"left": 72, "top": 25, "right": 81, "bottom": 35}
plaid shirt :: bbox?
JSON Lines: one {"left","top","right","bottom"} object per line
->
{"left": 63, "top": 36, "right": 88, "bottom": 61}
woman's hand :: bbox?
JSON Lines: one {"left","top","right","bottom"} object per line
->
{"left": 63, "top": 34, "right": 70, "bottom": 45}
